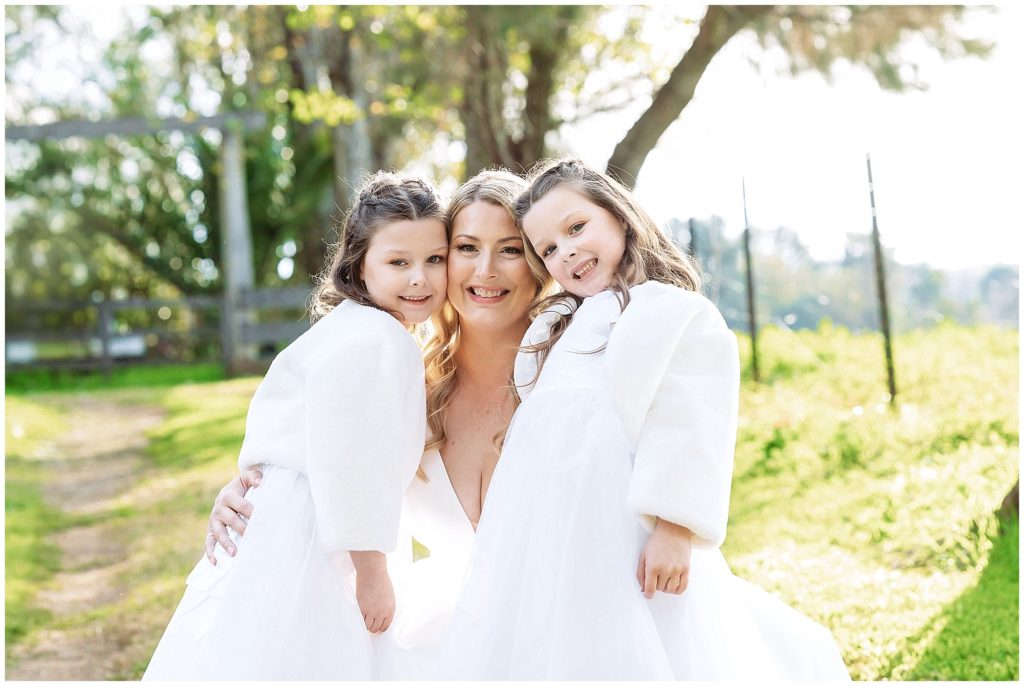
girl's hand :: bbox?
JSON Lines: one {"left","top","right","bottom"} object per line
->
{"left": 204, "top": 467, "right": 263, "bottom": 564}
{"left": 351, "top": 551, "right": 395, "bottom": 634}
{"left": 636, "top": 518, "right": 692, "bottom": 599}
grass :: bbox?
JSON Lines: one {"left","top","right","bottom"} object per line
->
{"left": 4, "top": 397, "right": 69, "bottom": 645}
{"left": 723, "top": 323, "right": 1018, "bottom": 680}
{"left": 4, "top": 323, "right": 1018, "bottom": 680}
{"left": 906, "top": 516, "right": 1019, "bottom": 680}
{"left": 5, "top": 362, "right": 224, "bottom": 394}
{"left": 3, "top": 379, "right": 254, "bottom": 674}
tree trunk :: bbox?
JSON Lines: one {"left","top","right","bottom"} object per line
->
{"left": 999, "top": 478, "right": 1019, "bottom": 518}
{"left": 461, "top": 6, "right": 514, "bottom": 176}
{"left": 606, "top": 5, "right": 771, "bottom": 186}
{"left": 518, "top": 9, "right": 574, "bottom": 170}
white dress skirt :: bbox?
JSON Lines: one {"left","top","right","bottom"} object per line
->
{"left": 142, "top": 464, "right": 374, "bottom": 680}
{"left": 434, "top": 290, "right": 851, "bottom": 680}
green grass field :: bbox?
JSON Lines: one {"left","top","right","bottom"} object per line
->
{"left": 4, "top": 323, "right": 1018, "bottom": 679}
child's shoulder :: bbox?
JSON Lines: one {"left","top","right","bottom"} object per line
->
{"left": 624, "top": 280, "right": 726, "bottom": 331}
{"left": 308, "top": 300, "right": 419, "bottom": 364}
{"left": 317, "top": 299, "right": 406, "bottom": 337}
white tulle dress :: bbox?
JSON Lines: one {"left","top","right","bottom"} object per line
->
{"left": 433, "top": 283, "right": 851, "bottom": 680}
{"left": 143, "top": 300, "right": 425, "bottom": 680}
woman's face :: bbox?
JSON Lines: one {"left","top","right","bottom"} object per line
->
{"left": 447, "top": 201, "right": 537, "bottom": 334}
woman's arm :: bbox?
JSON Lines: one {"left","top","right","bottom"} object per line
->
{"left": 204, "top": 466, "right": 263, "bottom": 564}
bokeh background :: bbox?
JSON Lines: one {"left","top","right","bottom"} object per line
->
{"left": 5, "top": 4, "right": 1019, "bottom": 680}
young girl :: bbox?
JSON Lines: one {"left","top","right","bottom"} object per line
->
{"left": 435, "top": 159, "right": 851, "bottom": 679}
{"left": 143, "top": 172, "right": 449, "bottom": 680}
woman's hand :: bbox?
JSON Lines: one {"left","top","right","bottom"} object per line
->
{"left": 636, "top": 518, "right": 692, "bottom": 599}
{"left": 205, "top": 466, "right": 263, "bottom": 564}
{"left": 351, "top": 550, "right": 395, "bottom": 634}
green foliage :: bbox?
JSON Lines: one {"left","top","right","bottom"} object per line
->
{"left": 750, "top": 6, "right": 993, "bottom": 91}
{"left": 686, "top": 220, "right": 1018, "bottom": 332}
{"left": 6, "top": 5, "right": 993, "bottom": 303}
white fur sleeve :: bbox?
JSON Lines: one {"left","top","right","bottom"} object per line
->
{"left": 304, "top": 330, "right": 426, "bottom": 554}
{"left": 608, "top": 284, "right": 739, "bottom": 549}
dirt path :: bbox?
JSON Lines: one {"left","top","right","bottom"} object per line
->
{"left": 6, "top": 397, "right": 165, "bottom": 681}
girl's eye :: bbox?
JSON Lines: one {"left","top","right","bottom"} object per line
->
{"left": 456, "top": 243, "right": 478, "bottom": 253}
{"left": 389, "top": 259, "right": 408, "bottom": 267}
{"left": 542, "top": 245, "right": 556, "bottom": 258}
{"left": 568, "top": 222, "right": 584, "bottom": 235}
{"left": 426, "top": 254, "right": 446, "bottom": 264}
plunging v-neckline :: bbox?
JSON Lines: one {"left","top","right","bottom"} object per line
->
{"left": 432, "top": 451, "right": 480, "bottom": 532}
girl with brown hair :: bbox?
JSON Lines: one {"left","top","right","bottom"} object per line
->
{"left": 144, "top": 172, "right": 448, "bottom": 680}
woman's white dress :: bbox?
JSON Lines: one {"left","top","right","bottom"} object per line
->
{"left": 143, "top": 300, "right": 425, "bottom": 680}
{"left": 374, "top": 448, "right": 477, "bottom": 679}
{"left": 434, "top": 283, "right": 851, "bottom": 680}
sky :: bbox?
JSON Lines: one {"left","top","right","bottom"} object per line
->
{"left": 559, "top": 3, "right": 1023, "bottom": 271}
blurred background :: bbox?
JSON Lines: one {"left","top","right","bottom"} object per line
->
{"left": 4, "top": 4, "right": 1019, "bottom": 681}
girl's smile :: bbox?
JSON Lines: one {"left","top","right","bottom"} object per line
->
{"left": 521, "top": 185, "right": 626, "bottom": 297}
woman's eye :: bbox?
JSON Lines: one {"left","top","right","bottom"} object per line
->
{"left": 389, "top": 259, "right": 408, "bottom": 267}
{"left": 426, "top": 254, "right": 446, "bottom": 264}
{"left": 568, "top": 222, "right": 584, "bottom": 235}
{"left": 456, "top": 243, "right": 478, "bottom": 253}
{"left": 501, "top": 246, "right": 523, "bottom": 255}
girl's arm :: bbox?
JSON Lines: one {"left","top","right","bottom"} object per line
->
{"left": 608, "top": 284, "right": 740, "bottom": 550}
{"left": 350, "top": 550, "right": 395, "bottom": 634}
{"left": 303, "top": 332, "right": 425, "bottom": 555}
{"left": 305, "top": 330, "right": 423, "bottom": 633}
{"left": 636, "top": 518, "right": 692, "bottom": 598}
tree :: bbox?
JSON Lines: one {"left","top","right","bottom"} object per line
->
{"left": 606, "top": 5, "right": 992, "bottom": 183}
{"left": 6, "top": 4, "right": 994, "bottom": 302}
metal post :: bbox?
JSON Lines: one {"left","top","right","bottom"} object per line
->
{"left": 866, "top": 154, "right": 897, "bottom": 404}
{"left": 741, "top": 177, "right": 760, "bottom": 383}
{"left": 688, "top": 217, "right": 699, "bottom": 263}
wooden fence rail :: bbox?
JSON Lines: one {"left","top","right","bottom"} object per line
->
{"left": 5, "top": 287, "right": 311, "bottom": 377}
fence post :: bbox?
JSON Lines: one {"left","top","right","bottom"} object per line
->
{"left": 866, "top": 154, "right": 897, "bottom": 405}
{"left": 97, "top": 299, "right": 113, "bottom": 379}
{"left": 219, "top": 121, "right": 256, "bottom": 376}
{"left": 221, "top": 289, "right": 235, "bottom": 375}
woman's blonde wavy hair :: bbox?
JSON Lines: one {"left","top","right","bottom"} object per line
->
{"left": 422, "top": 168, "right": 552, "bottom": 461}
{"left": 513, "top": 158, "right": 703, "bottom": 376}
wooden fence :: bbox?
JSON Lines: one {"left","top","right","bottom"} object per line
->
{"left": 5, "top": 287, "right": 311, "bottom": 377}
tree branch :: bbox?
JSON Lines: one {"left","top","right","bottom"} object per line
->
{"left": 77, "top": 206, "right": 207, "bottom": 294}
{"left": 606, "top": 5, "right": 771, "bottom": 186}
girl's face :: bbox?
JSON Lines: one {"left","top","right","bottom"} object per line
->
{"left": 360, "top": 218, "right": 449, "bottom": 324}
{"left": 447, "top": 201, "right": 536, "bottom": 333}
{"left": 521, "top": 184, "right": 626, "bottom": 298}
